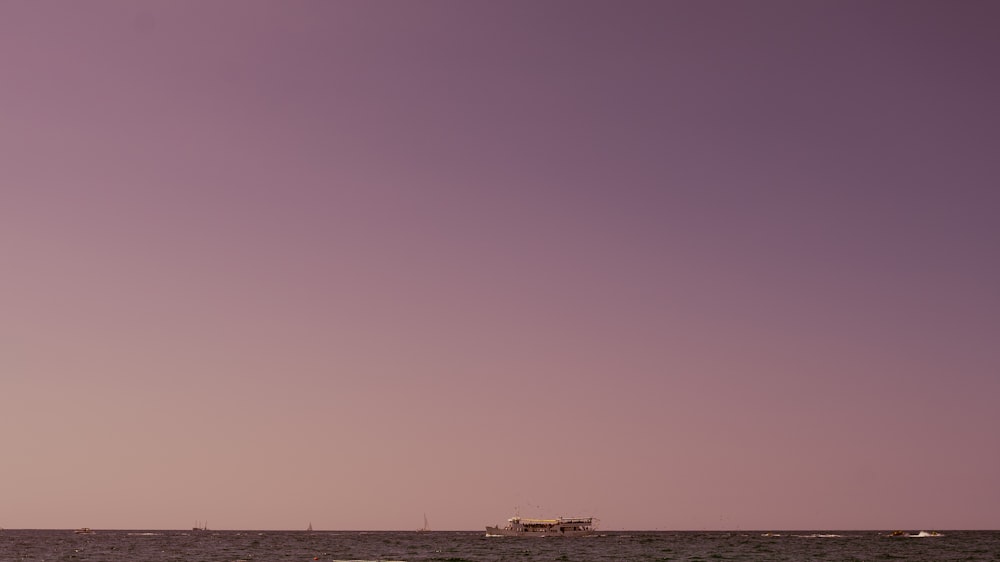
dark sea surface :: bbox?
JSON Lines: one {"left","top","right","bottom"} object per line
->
{"left": 2, "top": 530, "right": 998, "bottom": 562}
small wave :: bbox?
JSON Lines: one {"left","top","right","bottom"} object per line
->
{"left": 795, "top": 534, "right": 843, "bottom": 538}
{"left": 914, "top": 531, "right": 943, "bottom": 538}
{"left": 127, "top": 532, "right": 162, "bottom": 536}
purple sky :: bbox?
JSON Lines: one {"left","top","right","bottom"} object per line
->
{"left": 2, "top": 0, "right": 998, "bottom": 530}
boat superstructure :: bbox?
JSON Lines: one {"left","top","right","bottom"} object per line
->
{"left": 486, "top": 516, "right": 595, "bottom": 537}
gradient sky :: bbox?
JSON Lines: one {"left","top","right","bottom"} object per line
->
{"left": 2, "top": 0, "right": 998, "bottom": 531}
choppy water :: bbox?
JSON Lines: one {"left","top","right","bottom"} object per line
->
{"left": 2, "top": 530, "right": 998, "bottom": 561}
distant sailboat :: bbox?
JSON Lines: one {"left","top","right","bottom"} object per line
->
{"left": 307, "top": 522, "right": 313, "bottom": 532}
{"left": 417, "top": 513, "right": 430, "bottom": 532}
{"left": 193, "top": 521, "right": 208, "bottom": 531}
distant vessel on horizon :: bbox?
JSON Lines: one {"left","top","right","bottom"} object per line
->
{"left": 887, "top": 530, "right": 943, "bottom": 538}
{"left": 192, "top": 521, "right": 208, "bottom": 531}
{"left": 486, "top": 515, "right": 596, "bottom": 537}
{"left": 307, "top": 522, "right": 313, "bottom": 532}
{"left": 417, "top": 513, "right": 430, "bottom": 532}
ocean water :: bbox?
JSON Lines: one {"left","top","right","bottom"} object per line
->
{"left": 1, "top": 529, "right": 998, "bottom": 562}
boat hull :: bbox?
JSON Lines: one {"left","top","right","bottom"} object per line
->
{"left": 486, "top": 515, "right": 596, "bottom": 537}
{"left": 485, "top": 526, "right": 595, "bottom": 537}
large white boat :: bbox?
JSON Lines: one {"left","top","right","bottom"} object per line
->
{"left": 486, "top": 516, "right": 596, "bottom": 537}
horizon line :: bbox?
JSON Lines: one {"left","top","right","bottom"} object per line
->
{"left": 0, "top": 526, "right": 1000, "bottom": 533}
